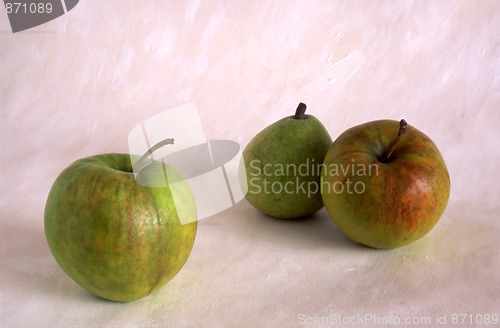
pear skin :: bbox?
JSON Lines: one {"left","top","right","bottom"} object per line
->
{"left": 243, "top": 103, "right": 332, "bottom": 219}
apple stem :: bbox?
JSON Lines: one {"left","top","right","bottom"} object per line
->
{"left": 294, "top": 102, "right": 307, "bottom": 119}
{"left": 135, "top": 138, "right": 175, "bottom": 172}
{"left": 383, "top": 119, "right": 407, "bottom": 162}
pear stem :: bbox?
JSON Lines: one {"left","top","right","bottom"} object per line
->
{"left": 135, "top": 138, "right": 175, "bottom": 172}
{"left": 294, "top": 102, "right": 307, "bottom": 119}
{"left": 382, "top": 119, "right": 407, "bottom": 162}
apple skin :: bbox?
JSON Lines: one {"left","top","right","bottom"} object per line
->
{"left": 321, "top": 120, "right": 450, "bottom": 249}
{"left": 44, "top": 153, "right": 197, "bottom": 302}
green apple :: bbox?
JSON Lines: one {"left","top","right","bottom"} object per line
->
{"left": 44, "top": 153, "right": 197, "bottom": 302}
{"left": 242, "top": 103, "right": 332, "bottom": 219}
{"left": 321, "top": 119, "right": 450, "bottom": 249}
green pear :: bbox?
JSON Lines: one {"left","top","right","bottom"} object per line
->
{"left": 242, "top": 103, "right": 332, "bottom": 219}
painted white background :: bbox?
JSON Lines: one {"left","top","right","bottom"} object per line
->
{"left": 1, "top": 1, "right": 499, "bottom": 327}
